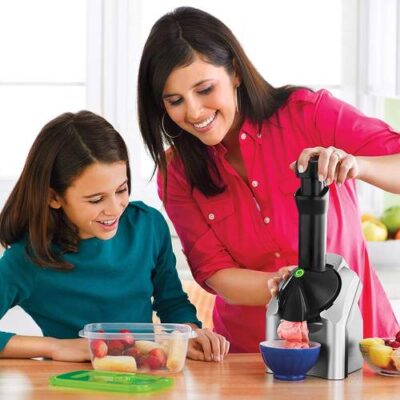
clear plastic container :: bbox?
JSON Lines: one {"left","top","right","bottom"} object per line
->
{"left": 79, "top": 323, "right": 194, "bottom": 374}
{"left": 359, "top": 338, "right": 400, "bottom": 376}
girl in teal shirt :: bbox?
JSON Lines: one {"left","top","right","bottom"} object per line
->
{"left": 0, "top": 110, "right": 229, "bottom": 362}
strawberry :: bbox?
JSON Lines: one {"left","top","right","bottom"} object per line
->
{"left": 90, "top": 339, "right": 108, "bottom": 358}
{"left": 119, "top": 329, "right": 135, "bottom": 347}
{"left": 123, "top": 346, "right": 142, "bottom": 359}
{"left": 387, "top": 340, "right": 400, "bottom": 349}
{"left": 396, "top": 331, "right": 400, "bottom": 342}
{"left": 137, "top": 355, "right": 151, "bottom": 370}
{"left": 147, "top": 348, "right": 167, "bottom": 369}
{"left": 107, "top": 340, "right": 125, "bottom": 355}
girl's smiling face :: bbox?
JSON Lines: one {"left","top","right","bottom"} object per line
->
{"left": 50, "top": 161, "right": 129, "bottom": 240}
{"left": 162, "top": 56, "right": 241, "bottom": 146}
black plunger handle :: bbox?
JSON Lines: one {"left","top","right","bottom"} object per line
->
{"left": 295, "top": 157, "right": 328, "bottom": 272}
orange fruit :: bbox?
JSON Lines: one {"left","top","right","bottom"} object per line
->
{"left": 361, "top": 213, "right": 378, "bottom": 223}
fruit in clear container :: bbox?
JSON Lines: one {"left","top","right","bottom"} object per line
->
{"left": 92, "top": 355, "right": 137, "bottom": 372}
{"left": 119, "top": 329, "right": 135, "bottom": 346}
{"left": 166, "top": 331, "right": 188, "bottom": 373}
{"left": 148, "top": 348, "right": 167, "bottom": 369}
{"left": 368, "top": 345, "right": 393, "bottom": 369}
{"left": 123, "top": 346, "right": 142, "bottom": 359}
{"left": 391, "top": 349, "right": 400, "bottom": 371}
{"left": 384, "top": 339, "right": 400, "bottom": 349}
{"left": 107, "top": 339, "right": 125, "bottom": 355}
{"left": 359, "top": 337, "right": 384, "bottom": 353}
{"left": 135, "top": 340, "right": 164, "bottom": 354}
{"left": 90, "top": 339, "right": 108, "bottom": 358}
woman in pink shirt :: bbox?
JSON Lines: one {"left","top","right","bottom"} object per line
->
{"left": 138, "top": 7, "right": 400, "bottom": 352}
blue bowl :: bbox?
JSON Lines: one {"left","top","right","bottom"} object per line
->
{"left": 259, "top": 340, "right": 321, "bottom": 381}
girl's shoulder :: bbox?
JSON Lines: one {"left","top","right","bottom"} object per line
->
{"left": 0, "top": 237, "right": 38, "bottom": 273}
{"left": 123, "top": 201, "right": 167, "bottom": 229}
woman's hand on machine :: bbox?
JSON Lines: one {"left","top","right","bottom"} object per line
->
{"left": 267, "top": 266, "right": 296, "bottom": 297}
{"left": 289, "top": 146, "right": 360, "bottom": 186}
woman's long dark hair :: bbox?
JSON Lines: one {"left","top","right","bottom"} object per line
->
{"left": 0, "top": 111, "right": 131, "bottom": 269}
{"left": 138, "top": 6, "right": 300, "bottom": 197}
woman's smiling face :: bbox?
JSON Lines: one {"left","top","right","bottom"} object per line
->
{"left": 162, "top": 56, "right": 241, "bottom": 146}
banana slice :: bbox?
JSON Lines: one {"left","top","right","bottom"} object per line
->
{"left": 166, "top": 331, "right": 188, "bottom": 373}
{"left": 135, "top": 340, "right": 164, "bottom": 354}
{"left": 92, "top": 355, "right": 137, "bottom": 372}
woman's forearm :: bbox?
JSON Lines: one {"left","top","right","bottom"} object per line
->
{"left": 205, "top": 268, "right": 276, "bottom": 306}
{"left": 357, "top": 154, "right": 400, "bottom": 194}
{"left": 0, "top": 335, "right": 56, "bottom": 359}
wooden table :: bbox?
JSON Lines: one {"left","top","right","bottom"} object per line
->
{"left": 0, "top": 355, "right": 398, "bottom": 400}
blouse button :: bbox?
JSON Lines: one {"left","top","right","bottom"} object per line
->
{"left": 275, "top": 252, "right": 281, "bottom": 258}
{"left": 240, "top": 133, "right": 247, "bottom": 140}
{"left": 257, "top": 133, "right": 262, "bottom": 139}
{"left": 264, "top": 217, "right": 270, "bottom": 224}
{"left": 208, "top": 213, "right": 215, "bottom": 221}
{"left": 251, "top": 180, "right": 259, "bottom": 188}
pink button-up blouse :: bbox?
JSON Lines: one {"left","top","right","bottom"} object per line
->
{"left": 158, "top": 89, "right": 400, "bottom": 352}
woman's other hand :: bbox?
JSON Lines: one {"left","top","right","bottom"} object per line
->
{"left": 290, "top": 146, "right": 360, "bottom": 186}
{"left": 267, "top": 266, "right": 296, "bottom": 298}
{"left": 187, "top": 328, "right": 230, "bottom": 362}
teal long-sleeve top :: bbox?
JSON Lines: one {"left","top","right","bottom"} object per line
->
{"left": 0, "top": 201, "right": 201, "bottom": 350}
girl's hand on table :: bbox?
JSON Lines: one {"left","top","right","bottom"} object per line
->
{"left": 187, "top": 328, "right": 230, "bottom": 362}
{"left": 267, "top": 266, "right": 296, "bottom": 297}
{"left": 50, "top": 338, "right": 90, "bottom": 362}
{"left": 290, "top": 146, "right": 360, "bottom": 186}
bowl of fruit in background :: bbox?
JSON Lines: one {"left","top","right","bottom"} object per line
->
{"left": 359, "top": 330, "right": 400, "bottom": 376}
{"left": 79, "top": 323, "right": 193, "bottom": 374}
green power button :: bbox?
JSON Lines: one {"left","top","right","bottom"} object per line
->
{"left": 294, "top": 268, "right": 305, "bottom": 278}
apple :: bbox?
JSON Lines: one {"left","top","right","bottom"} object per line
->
{"left": 381, "top": 206, "right": 400, "bottom": 234}
{"left": 362, "top": 220, "right": 388, "bottom": 241}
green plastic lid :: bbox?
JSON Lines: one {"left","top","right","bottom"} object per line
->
{"left": 49, "top": 370, "right": 173, "bottom": 393}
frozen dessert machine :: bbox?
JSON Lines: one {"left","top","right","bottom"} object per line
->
{"left": 266, "top": 157, "right": 363, "bottom": 380}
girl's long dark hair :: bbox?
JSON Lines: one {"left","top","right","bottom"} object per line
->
{"left": 138, "top": 6, "right": 300, "bottom": 198}
{"left": 0, "top": 111, "right": 131, "bottom": 269}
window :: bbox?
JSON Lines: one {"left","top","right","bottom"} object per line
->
{"left": 0, "top": 1, "right": 363, "bottom": 212}
{"left": 0, "top": 0, "right": 86, "bottom": 207}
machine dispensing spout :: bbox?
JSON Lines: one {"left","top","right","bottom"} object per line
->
{"left": 277, "top": 157, "right": 341, "bottom": 322}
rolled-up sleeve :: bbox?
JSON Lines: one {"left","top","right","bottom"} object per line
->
{"left": 311, "top": 90, "right": 400, "bottom": 155}
{"left": 157, "top": 159, "right": 238, "bottom": 293}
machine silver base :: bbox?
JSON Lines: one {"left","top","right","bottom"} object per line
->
{"left": 266, "top": 253, "right": 363, "bottom": 380}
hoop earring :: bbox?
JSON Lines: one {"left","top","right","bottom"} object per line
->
{"left": 161, "top": 113, "right": 182, "bottom": 139}
{"left": 235, "top": 86, "right": 241, "bottom": 114}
